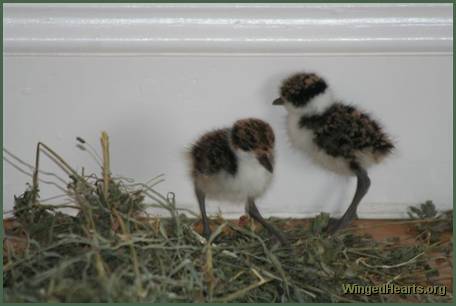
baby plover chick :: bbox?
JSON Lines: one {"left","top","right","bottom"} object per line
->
{"left": 273, "top": 72, "right": 394, "bottom": 233}
{"left": 189, "top": 118, "right": 286, "bottom": 244}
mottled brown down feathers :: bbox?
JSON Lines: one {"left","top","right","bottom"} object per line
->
{"left": 190, "top": 118, "right": 275, "bottom": 178}
{"left": 299, "top": 103, "right": 394, "bottom": 160}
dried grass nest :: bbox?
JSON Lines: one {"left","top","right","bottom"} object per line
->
{"left": 3, "top": 133, "right": 453, "bottom": 302}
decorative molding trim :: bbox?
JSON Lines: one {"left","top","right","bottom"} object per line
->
{"left": 4, "top": 3, "right": 453, "bottom": 55}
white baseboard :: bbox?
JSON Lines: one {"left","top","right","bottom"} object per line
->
{"left": 3, "top": 4, "right": 452, "bottom": 217}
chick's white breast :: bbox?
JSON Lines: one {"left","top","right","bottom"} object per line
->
{"left": 199, "top": 150, "right": 273, "bottom": 202}
{"left": 287, "top": 112, "right": 352, "bottom": 175}
{"left": 287, "top": 112, "right": 315, "bottom": 155}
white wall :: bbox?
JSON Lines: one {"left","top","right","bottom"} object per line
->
{"left": 3, "top": 4, "right": 453, "bottom": 218}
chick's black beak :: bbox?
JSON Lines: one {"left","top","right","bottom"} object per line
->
{"left": 257, "top": 154, "right": 273, "bottom": 173}
{"left": 273, "top": 98, "right": 284, "bottom": 105}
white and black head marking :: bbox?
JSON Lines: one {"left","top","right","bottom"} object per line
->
{"left": 231, "top": 118, "right": 275, "bottom": 173}
{"left": 273, "top": 72, "right": 328, "bottom": 109}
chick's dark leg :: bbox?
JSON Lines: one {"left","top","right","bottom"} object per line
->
{"left": 246, "top": 198, "right": 287, "bottom": 245}
{"left": 327, "top": 161, "right": 371, "bottom": 234}
{"left": 195, "top": 186, "right": 211, "bottom": 240}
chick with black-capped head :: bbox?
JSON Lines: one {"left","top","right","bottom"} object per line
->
{"left": 188, "top": 118, "right": 286, "bottom": 244}
{"left": 273, "top": 72, "right": 394, "bottom": 233}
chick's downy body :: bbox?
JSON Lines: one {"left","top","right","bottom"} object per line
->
{"left": 190, "top": 127, "right": 273, "bottom": 202}
{"left": 189, "top": 118, "right": 285, "bottom": 243}
{"left": 273, "top": 72, "right": 394, "bottom": 233}
{"left": 287, "top": 102, "right": 393, "bottom": 175}
{"left": 278, "top": 73, "right": 393, "bottom": 175}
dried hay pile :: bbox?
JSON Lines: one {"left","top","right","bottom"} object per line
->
{"left": 3, "top": 133, "right": 452, "bottom": 302}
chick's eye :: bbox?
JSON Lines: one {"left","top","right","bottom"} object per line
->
{"left": 245, "top": 130, "right": 257, "bottom": 145}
